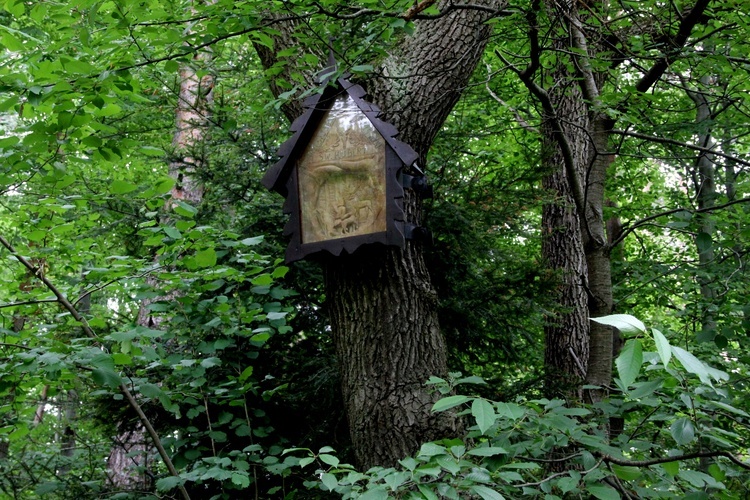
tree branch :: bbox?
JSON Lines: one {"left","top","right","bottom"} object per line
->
{"left": 610, "top": 196, "right": 750, "bottom": 248}
{"left": 0, "top": 298, "right": 58, "bottom": 309}
{"left": 596, "top": 450, "right": 750, "bottom": 470}
{"left": 634, "top": 0, "right": 713, "bottom": 94}
{"left": 610, "top": 128, "right": 750, "bottom": 168}
{"left": 0, "top": 235, "right": 190, "bottom": 500}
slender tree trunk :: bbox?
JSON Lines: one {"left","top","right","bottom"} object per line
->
{"left": 583, "top": 117, "right": 616, "bottom": 403}
{"left": 258, "top": 1, "right": 504, "bottom": 468}
{"left": 108, "top": 10, "right": 214, "bottom": 487}
{"left": 687, "top": 76, "right": 717, "bottom": 339}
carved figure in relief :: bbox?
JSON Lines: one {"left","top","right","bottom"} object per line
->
{"left": 298, "top": 97, "right": 386, "bottom": 244}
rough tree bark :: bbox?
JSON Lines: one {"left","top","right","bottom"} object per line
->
{"left": 540, "top": 83, "right": 591, "bottom": 399}
{"left": 522, "top": 0, "right": 712, "bottom": 401}
{"left": 258, "top": 1, "right": 505, "bottom": 468}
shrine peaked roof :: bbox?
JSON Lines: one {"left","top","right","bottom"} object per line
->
{"left": 261, "top": 70, "right": 419, "bottom": 196}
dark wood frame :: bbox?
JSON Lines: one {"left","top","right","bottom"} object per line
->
{"left": 262, "top": 66, "right": 419, "bottom": 262}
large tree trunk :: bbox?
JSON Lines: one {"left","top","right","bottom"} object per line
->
{"left": 258, "top": 1, "right": 504, "bottom": 468}
{"left": 539, "top": 2, "right": 592, "bottom": 399}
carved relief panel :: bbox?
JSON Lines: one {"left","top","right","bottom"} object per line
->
{"left": 297, "top": 95, "right": 386, "bottom": 244}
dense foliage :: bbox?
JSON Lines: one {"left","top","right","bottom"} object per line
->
{"left": 1, "top": 0, "right": 748, "bottom": 498}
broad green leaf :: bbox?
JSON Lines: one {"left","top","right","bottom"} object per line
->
{"left": 251, "top": 273, "right": 273, "bottom": 286}
{"left": 670, "top": 417, "right": 696, "bottom": 445}
{"left": 417, "top": 485, "right": 439, "bottom": 500}
{"left": 239, "top": 366, "right": 254, "bottom": 381}
{"left": 466, "top": 446, "right": 508, "bottom": 457}
{"left": 695, "top": 232, "right": 712, "bottom": 254}
{"left": 139, "top": 383, "right": 161, "bottom": 398}
{"left": 661, "top": 461, "right": 679, "bottom": 476}
{"left": 320, "top": 472, "right": 338, "bottom": 491}
{"left": 708, "top": 400, "right": 749, "bottom": 417}
{"left": 418, "top": 442, "right": 447, "bottom": 457}
{"left": 495, "top": 402, "right": 525, "bottom": 419}
{"left": 672, "top": 346, "right": 715, "bottom": 385}
{"left": 652, "top": 328, "right": 671, "bottom": 366}
{"left": 471, "top": 398, "right": 496, "bottom": 434}
{"left": 110, "top": 180, "right": 138, "bottom": 194}
{"left": 589, "top": 485, "right": 621, "bottom": 500}
{"left": 432, "top": 395, "right": 470, "bottom": 412}
{"left": 359, "top": 488, "right": 389, "bottom": 500}
{"left": 163, "top": 226, "right": 182, "bottom": 240}
{"left": 611, "top": 464, "right": 641, "bottom": 480}
{"left": 250, "top": 332, "right": 270, "bottom": 343}
{"left": 470, "top": 485, "right": 505, "bottom": 500}
{"left": 139, "top": 146, "right": 165, "bottom": 157}
{"left": 231, "top": 472, "right": 250, "bottom": 488}
{"left": 173, "top": 200, "right": 198, "bottom": 217}
{"left": 195, "top": 247, "right": 217, "bottom": 268}
{"left": 616, "top": 339, "right": 642, "bottom": 387}
{"left": 156, "top": 475, "right": 184, "bottom": 491}
{"left": 319, "top": 454, "right": 339, "bottom": 467}
{"left": 591, "top": 314, "right": 646, "bottom": 334}
{"left": 627, "top": 378, "right": 663, "bottom": 399}
{"left": 152, "top": 177, "right": 176, "bottom": 195}
{"left": 92, "top": 367, "right": 121, "bottom": 388}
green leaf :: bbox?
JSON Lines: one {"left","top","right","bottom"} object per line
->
{"left": 156, "top": 475, "right": 184, "bottom": 491}
{"left": 139, "top": 146, "right": 165, "bottom": 157}
{"left": 320, "top": 472, "right": 338, "bottom": 491}
{"left": 110, "top": 180, "right": 138, "bottom": 194}
{"left": 707, "top": 400, "right": 750, "bottom": 417}
{"left": 195, "top": 247, "right": 217, "bottom": 268}
{"left": 589, "top": 485, "right": 621, "bottom": 500}
{"left": 611, "top": 464, "right": 641, "bottom": 480}
{"left": 139, "top": 383, "right": 161, "bottom": 398}
{"left": 173, "top": 200, "right": 198, "bottom": 217}
{"left": 470, "top": 485, "right": 505, "bottom": 500}
{"left": 661, "top": 461, "right": 679, "bottom": 476}
{"left": 627, "top": 378, "right": 663, "bottom": 399}
{"left": 250, "top": 332, "right": 270, "bottom": 343}
{"left": 91, "top": 367, "right": 121, "bottom": 388}
{"left": 229, "top": 472, "right": 249, "bottom": 487}
{"left": 672, "top": 346, "right": 717, "bottom": 385}
{"left": 652, "top": 328, "right": 671, "bottom": 366}
{"left": 163, "top": 226, "right": 182, "bottom": 240}
{"left": 359, "top": 488, "right": 389, "bottom": 500}
{"left": 251, "top": 273, "right": 273, "bottom": 286}
{"left": 319, "top": 454, "right": 339, "bottom": 467}
{"left": 591, "top": 314, "right": 646, "bottom": 334}
{"left": 417, "top": 485, "right": 439, "bottom": 500}
{"left": 695, "top": 232, "right": 712, "bottom": 254}
{"left": 616, "top": 339, "right": 642, "bottom": 387}
{"left": 670, "top": 417, "right": 696, "bottom": 445}
{"left": 495, "top": 402, "right": 525, "bottom": 419}
{"left": 239, "top": 366, "right": 254, "bottom": 381}
{"left": 466, "top": 446, "right": 508, "bottom": 457}
{"left": 432, "top": 395, "right": 470, "bottom": 412}
{"left": 471, "top": 398, "right": 496, "bottom": 434}
{"left": 418, "top": 442, "right": 447, "bottom": 457}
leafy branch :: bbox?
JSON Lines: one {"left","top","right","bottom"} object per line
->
{"left": 596, "top": 450, "right": 750, "bottom": 471}
{"left": 610, "top": 195, "right": 750, "bottom": 249}
{"left": 0, "top": 234, "right": 191, "bottom": 500}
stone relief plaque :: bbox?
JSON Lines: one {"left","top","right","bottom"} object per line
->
{"left": 297, "top": 95, "right": 386, "bottom": 244}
